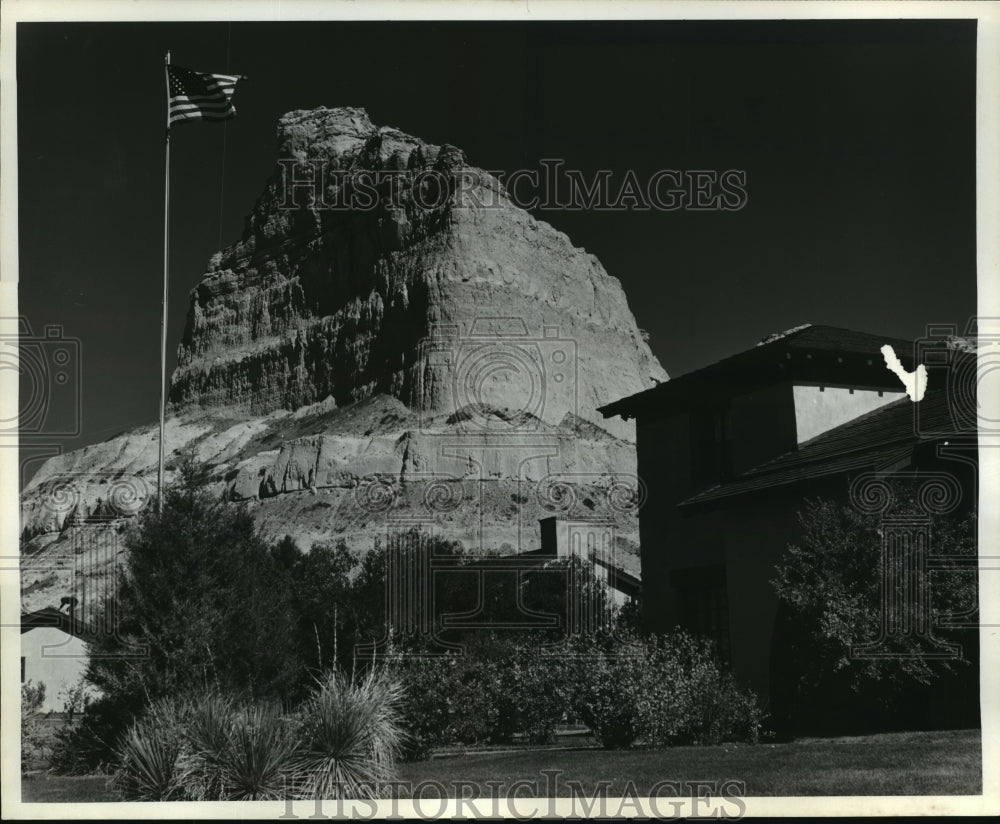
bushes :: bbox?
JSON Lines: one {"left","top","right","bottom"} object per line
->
{"left": 21, "top": 681, "right": 49, "bottom": 774}
{"left": 638, "top": 633, "right": 763, "bottom": 746}
{"left": 111, "top": 670, "right": 404, "bottom": 801}
{"left": 772, "top": 496, "right": 978, "bottom": 734}
{"left": 386, "top": 629, "right": 763, "bottom": 756}
{"left": 386, "top": 636, "right": 578, "bottom": 756}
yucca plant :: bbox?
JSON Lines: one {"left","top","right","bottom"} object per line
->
{"left": 111, "top": 698, "right": 190, "bottom": 800}
{"left": 217, "top": 703, "right": 300, "bottom": 800}
{"left": 177, "top": 692, "right": 240, "bottom": 800}
{"left": 294, "top": 669, "right": 405, "bottom": 799}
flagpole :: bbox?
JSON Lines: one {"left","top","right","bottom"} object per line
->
{"left": 158, "top": 50, "right": 171, "bottom": 513}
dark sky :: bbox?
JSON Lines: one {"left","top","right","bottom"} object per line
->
{"left": 16, "top": 19, "right": 977, "bottom": 480}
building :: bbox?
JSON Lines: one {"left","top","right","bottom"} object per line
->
{"left": 599, "top": 324, "right": 978, "bottom": 728}
{"left": 21, "top": 606, "right": 96, "bottom": 713}
{"left": 374, "top": 517, "right": 640, "bottom": 651}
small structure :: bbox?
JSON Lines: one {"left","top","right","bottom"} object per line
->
{"left": 21, "top": 605, "right": 95, "bottom": 713}
{"left": 375, "top": 517, "right": 640, "bottom": 648}
{"left": 537, "top": 515, "right": 641, "bottom": 608}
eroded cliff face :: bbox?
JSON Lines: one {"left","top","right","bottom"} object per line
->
{"left": 168, "top": 107, "right": 664, "bottom": 438}
{"left": 21, "top": 107, "right": 667, "bottom": 615}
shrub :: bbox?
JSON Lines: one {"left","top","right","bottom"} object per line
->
{"left": 569, "top": 643, "right": 646, "bottom": 748}
{"left": 645, "top": 634, "right": 763, "bottom": 745}
{"left": 384, "top": 652, "right": 460, "bottom": 761}
{"left": 686, "top": 670, "right": 764, "bottom": 745}
{"left": 569, "top": 630, "right": 763, "bottom": 749}
{"left": 510, "top": 649, "right": 574, "bottom": 745}
{"left": 111, "top": 698, "right": 189, "bottom": 800}
{"left": 209, "top": 703, "right": 298, "bottom": 801}
{"left": 21, "top": 681, "right": 49, "bottom": 774}
{"left": 384, "top": 629, "right": 762, "bottom": 756}
{"left": 772, "top": 495, "right": 978, "bottom": 733}
{"left": 49, "top": 690, "right": 146, "bottom": 774}
{"left": 293, "top": 669, "right": 405, "bottom": 799}
{"left": 387, "top": 635, "right": 575, "bottom": 756}
{"left": 110, "top": 669, "right": 404, "bottom": 801}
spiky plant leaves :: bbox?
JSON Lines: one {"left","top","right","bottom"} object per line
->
{"left": 218, "top": 703, "right": 300, "bottom": 801}
{"left": 111, "top": 698, "right": 189, "bottom": 800}
{"left": 177, "top": 692, "right": 240, "bottom": 801}
{"left": 295, "top": 669, "right": 405, "bottom": 799}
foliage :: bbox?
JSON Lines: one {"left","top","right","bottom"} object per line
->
{"left": 385, "top": 626, "right": 762, "bottom": 755}
{"left": 60, "top": 677, "right": 93, "bottom": 721}
{"left": 56, "top": 460, "right": 766, "bottom": 772}
{"left": 49, "top": 690, "right": 145, "bottom": 774}
{"left": 203, "top": 702, "right": 299, "bottom": 801}
{"left": 293, "top": 669, "right": 405, "bottom": 799}
{"left": 771, "top": 495, "right": 978, "bottom": 732}
{"left": 274, "top": 537, "right": 356, "bottom": 675}
{"left": 111, "top": 698, "right": 188, "bottom": 800}
{"left": 21, "top": 680, "right": 49, "bottom": 774}
{"left": 569, "top": 629, "right": 763, "bottom": 749}
{"left": 110, "top": 669, "right": 404, "bottom": 801}
{"left": 55, "top": 458, "right": 306, "bottom": 770}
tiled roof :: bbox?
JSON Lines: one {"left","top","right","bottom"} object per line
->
{"left": 600, "top": 324, "right": 916, "bottom": 419}
{"left": 679, "top": 387, "right": 966, "bottom": 507}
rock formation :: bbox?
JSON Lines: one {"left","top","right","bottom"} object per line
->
{"left": 20, "top": 107, "right": 667, "bottom": 615}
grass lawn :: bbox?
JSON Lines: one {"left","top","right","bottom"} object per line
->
{"left": 398, "top": 729, "right": 982, "bottom": 797}
{"left": 20, "top": 728, "right": 981, "bottom": 802}
{"left": 21, "top": 773, "right": 116, "bottom": 802}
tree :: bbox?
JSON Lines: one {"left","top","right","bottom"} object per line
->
{"left": 21, "top": 681, "right": 48, "bottom": 774}
{"left": 278, "top": 537, "right": 356, "bottom": 674}
{"left": 771, "top": 493, "right": 978, "bottom": 734}
{"left": 56, "top": 459, "right": 305, "bottom": 770}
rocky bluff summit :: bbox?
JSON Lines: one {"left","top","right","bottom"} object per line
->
{"left": 21, "top": 107, "right": 667, "bottom": 612}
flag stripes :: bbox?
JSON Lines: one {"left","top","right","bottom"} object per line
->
{"left": 167, "top": 64, "right": 241, "bottom": 125}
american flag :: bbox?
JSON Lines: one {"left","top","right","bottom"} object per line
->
{"left": 167, "top": 64, "right": 242, "bottom": 125}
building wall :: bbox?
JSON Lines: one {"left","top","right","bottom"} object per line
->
{"left": 635, "top": 411, "right": 693, "bottom": 634}
{"left": 632, "top": 378, "right": 893, "bottom": 706}
{"left": 792, "top": 383, "right": 903, "bottom": 444}
{"left": 632, "top": 379, "right": 920, "bottom": 706}
{"left": 21, "top": 627, "right": 93, "bottom": 713}
{"left": 726, "top": 382, "right": 798, "bottom": 476}
{"left": 635, "top": 385, "right": 799, "bottom": 635}
{"left": 715, "top": 480, "right": 844, "bottom": 703}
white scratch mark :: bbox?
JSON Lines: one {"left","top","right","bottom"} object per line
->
{"left": 881, "top": 344, "right": 927, "bottom": 402}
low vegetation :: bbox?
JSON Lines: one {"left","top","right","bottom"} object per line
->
{"left": 388, "top": 628, "right": 762, "bottom": 759}
{"left": 21, "top": 681, "right": 48, "bottom": 774}
{"left": 24, "top": 730, "right": 981, "bottom": 801}
{"left": 772, "top": 494, "right": 979, "bottom": 734}
{"left": 55, "top": 461, "right": 989, "bottom": 804}
{"left": 111, "top": 669, "right": 404, "bottom": 801}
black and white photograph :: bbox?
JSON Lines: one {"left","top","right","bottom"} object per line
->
{"left": 2, "top": 0, "right": 998, "bottom": 817}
